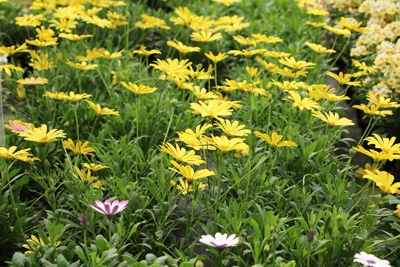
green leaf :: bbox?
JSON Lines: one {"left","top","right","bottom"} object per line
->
{"left": 56, "top": 254, "right": 71, "bottom": 267}
{"left": 95, "top": 235, "right": 108, "bottom": 252}
{"left": 73, "top": 246, "right": 87, "bottom": 262}
{"left": 11, "top": 252, "right": 30, "bottom": 267}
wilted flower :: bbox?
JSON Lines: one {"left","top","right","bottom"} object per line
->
{"left": 353, "top": 251, "right": 391, "bottom": 267}
{"left": 89, "top": 199, "right": 129, "bottom": 216}
{"left": 78, "top": 215, "right": 89, "bottom": 226}
{"left": 199, "top": 232, "right": 239, "bottom": 249}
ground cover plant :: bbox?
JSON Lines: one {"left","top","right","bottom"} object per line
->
{"left": 1, "top": 0, "right": 400, "bottom": 266}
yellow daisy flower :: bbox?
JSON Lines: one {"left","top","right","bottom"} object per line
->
{"left": 285, "top": 90, "right": 321, "bottom": 111}
{"left": 18, "top": 125, "right": 66, "bottom": 144}
{"left": 170, "top": 177, "right": 207, "bottom": 195}
{"left": 63, "top": 138, "right": 96, "bottom": 156}
{"left": 204, "top": 52, "right": 228, "bottom": 63}
{"left": 167, "top": 39, "right": 201, "bottom": 54}
{"left": 169, "top": 160, "right": 215, "bottom": 182}
{"left": 22, "top": 235, "right": 61, "bottom": 255}
{"left": 190, "top": 100, "right": 233, "bottom": 119}
{"left": 305, "top": 42, "right": 336, "bottom": 54}
{"left": 214, "top": 119, "right": 251, "bottom": 136}
{"left": 66, "top": 60, "right": 98, "bottom": 70}
{"left": 121, "top": 82, "right": 158, "bottom": 96}
{"left": 353, "top": 146, "right": 400, "bottom": 161}
{"left": 206, "top": 135, "right": 249, "bottom": 153}
{"left": 72, "top": 166, "right": 103, "bottom": 189}
{"left": 363, "top": 169, "right": 400, "bottom": 194}
{"left": 82, "top": 163, "right": 109, "bottom": 171}
{"left": 0, "top": 146, "right": 39, "bottom": 162}
{"left": 254, "top": 131, "right": 297, "bottom": 147}
{"left": 159, "top": 143, "right": 205, "bottom": 165}
{"left": 312, "top": 111, "right": 355, "bottom": 127}
{"left": 279, "top": 56, "right": 316, "bottom": 70}
{"left": 364, "top": 134, "right": 400, "bottom": 154}
{"left": 85, "top": 100, "right": 119, "bottom": 116}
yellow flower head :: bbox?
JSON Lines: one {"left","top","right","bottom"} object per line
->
{"left": 270, "top": 79, "right": 305, "bottom": 91}
{"left": 159, "top": 143, "right": 205, "bottom": 166}
{"left": 189, "top": 86, "right": 218, "bottom": 100}
{"left": 170, "top": 6, "right": 202, "bottom": 28}
{"left": 365, "top": 134, "right": 400, "bottom": 154}
{"left": 285, "top": 90, "right": 321, "bottom": 111}
{"left": 353, "top": 146, "right": 400, "bottom": 162}
{"left": 66, "top": 60, "right": 98, "bottom": 70}
{"left": 0, "top": 64, "right": 24, "bottom": 76}
{"left": 338, "top": 17, "right": 370, "bottom": 33}
{"left": 233, "top": 35, "right": 259, "bottom": 46}
{"left": 17, "top": 77, "right": 49, "bottom": 85}
{"left": 5, "top": 120, "right": 34, "bottom": 133}
{"left": 0, "top": 43, "right": 30, "bottom": 55}
{"left": 355, "top": 163, "right": 376, "bottom": 178}
{"left": 82, "top": 163, "right": 109, "bottom": 171}
{"left": 18, "top": 125, "right": 66, "bottom": 144}
{"left": 149, "top": 58, "right": 191, "bottom": 80}
{"left": 63, "top": 138, "right": 96, "bottom": 156}
{"left": 206, "top": 135, "right": 249, "bottom": 153}
{"left": 367, "top": 93, "right": 400, "bottom": 109}
{"left": 190, "top": 100, "right": 233, "bottom": 119}
{"left": 352, "top": 104, "right": 393, "bottom": 117}
{"left": 169, "top": 160, "right": 215, "bottom": 182}
{"left": 312, "top": 111, "right": 355, "bottom": 127}
{"left": 59, "top": 91, "right": 92, "bottom": 102}
{"left": 279, "top": 56, "right": 316, "bottom": 70}
{"left": 76, "top": 48, "right": 105, "bottom": 61}
{"left": 135, "top": 14, "right": 171, "bottom": 30}
{"left": 121, "top": 82, "right": 158, "bottom": 96}
{"left": 43, "top": 91, "right": 68, "bottom": 100}
{"left": 59, "top": 33, "right": 93, "bottom": 41}
{"left": 363, "top": 169, "right": 400, "bottom": 194}
{"left": 49, "top": 17, "right": 77, "bottom": 33}
{"left": 213, "top": 0, "right": 241, "bottom": 6}
{"left": 254, "top": 131, "right": 297, "bottom": 147}
{"left": 352, "top": 59, "right": 377, "bottom": 74}
{"left": 167, "top": 39, "right": 201, "bottom": 54}
{"left": 326, "top": 71, "right": 361, "bottom": 86}
{"left": 214, "top": 119, "right": 251, "bottom": 137}
{"left": 305, "top": 42, "right": 336, "bottom": 54}
{"left": 86, "top": 100, "right": 119, "bottom": 116}
{"left": 204, "top": 52, "right": 228, "bottom": 64}
{"left": 395, "top": 204, "right": 400, "bottom": 217}
{"left": 72, "top": 166, "right": 103, "bottom": 189}
{"left": 22, "top": 235, "right": 61, "bottom": 255}
{"left": 252, "top": 34, "right": 283, "bottom": 44}
{"left": 0, "top": 146, "right": 38, "bottom": 162}
{"left": 191, "top": 31, "right": 223, "bottom": 42}
{"left": 131, "top": 45, "right": 162, "bottom": 57}
{"left": 170, "top": 177, "right": 207, "bottom": 195}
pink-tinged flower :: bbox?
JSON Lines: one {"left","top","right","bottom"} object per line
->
{"left": 354, "top": 251, "right": 391, "bottom": 267}
{"left": 199, "top": 233, "right": 239, "bottom": 249}
{"left": 5, "top": 120, "right": 34, "bottom": 133}
{"left": 89, "top": 199, "right": 129, "bottom": 216}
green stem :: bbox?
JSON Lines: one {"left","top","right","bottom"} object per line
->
{"left": 2, "top": 161, "right": 25, "bottom": 238}
{"left": 135, "top": 97, "right": 140, "bottom": 181}
{"left": 74, "top": 104, "right": 80, "bottom": 141}
{"left": 162, "top": 107, "right": 175, "bottom": 144}
{"left": 327, "top": 37, "right": 350, "bottom": 71}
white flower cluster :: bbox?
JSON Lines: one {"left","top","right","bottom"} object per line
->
{"left": 343, "top": 0, "right": 400, "bottom": 98}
